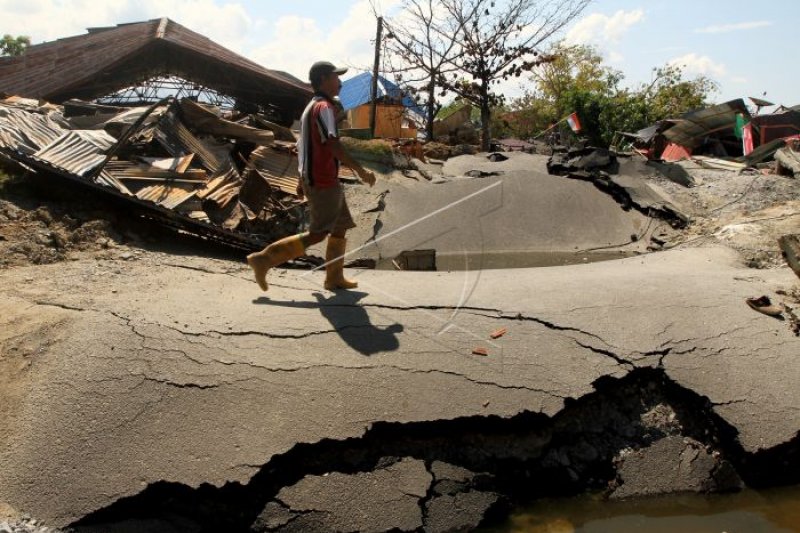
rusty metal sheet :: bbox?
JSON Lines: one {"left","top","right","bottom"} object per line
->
{"left": 32, "top": 131, "right": 109, "bottom": 176}
{"left": 249, "top": 146, "right": 300, "bottom": 196}
{"left": 105, "top": 159, "right": 206, "bottom": 181}
{"left": 95, "top": 170, "right": 133, "bottom": 195}
{"left": 0, "top": 107, "right": 65, "bottom": 151}
{"left": 155, "top": 109, "right": 222, "bottom": 172}
{"left": 196, "top": 167, "right": 239, "bottom": 200}
{"left": 135, "top": 183, "right": 197, "bottom": 210}
{"left": 0, "top": 96, "right": 307, "bottom": 252}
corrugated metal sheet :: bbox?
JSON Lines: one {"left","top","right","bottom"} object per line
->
{"left": 663, "top": 99, "right": 750, "bottom": 148}
{"left": 135, "top": 183, "right": 196, "bottom": 210}
{"left": 155, "top": 110, "right": 222, "bottom": 172}
{"left": 0, "top": 97, "right": 305, "bottom": 251}
{"left": 249, "top": 145, "right": 300, "bottom": 196}
{"left": 32, "top": 131, "right": 109, "bottom": 176}
{"left": 75, "top": 129, "right": 117, "bottom": 150}
{"left": 95, "top": 170, "right": 133, "bottom": 195}
{"left": 104, "top": 160, "right": 207, "bottom": 181}
{"left": 662, "top": 143, "right": 692, "bottom": 162}
{"left": 0, "top": 107, "right": 65, "bottom": 151}
{"left": 196, "top": 167, "right": 240, "bottom": 200}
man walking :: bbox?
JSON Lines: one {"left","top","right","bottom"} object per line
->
{"left": 247, "top": 61, "right": 376, "bottom": 291}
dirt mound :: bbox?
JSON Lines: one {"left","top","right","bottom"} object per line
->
{"left": 0, "top": 166, "right": 139, "bottom": 268}
{"left": 0, "top": 198, "right": 126, "bottom": 268}
{"left": 644, "top": 161, "right": 800, "bottom": 269}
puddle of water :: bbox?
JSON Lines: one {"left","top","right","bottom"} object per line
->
{"left": 482, "top": 486, "right": 800, "bottom": 533}
{"left": 375, "top": 250, "right": 639, "bottom": 271}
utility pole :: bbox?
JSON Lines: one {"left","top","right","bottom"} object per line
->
{"left": 369, "top": 16, "right": 383, "bottom": 139}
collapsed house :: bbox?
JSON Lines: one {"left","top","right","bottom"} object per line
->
{"left": 0, "top": 19, "right": 316, "bottom": 251}
{"left": 623, "top": 98, "right": 800, "bottom": 175}
{"left": 0, "top": 18, "right": 310, "bottom": 124}
{"left": 0, "top": 95, "right": 307, "bottom": 250}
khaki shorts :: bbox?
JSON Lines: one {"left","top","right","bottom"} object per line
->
{"left": 304, "top": 182, "right": 356, "bottom": 234}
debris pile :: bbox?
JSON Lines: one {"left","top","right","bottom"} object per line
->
{"left": 623, "top": 98, "right": 800, "bottom": 175}
{"left": 0, "top": 95, "right": 306, "bottom": 251}
{"left": 545, "top": 145, "right": 689, "bottom": 230}
{"left": 0, "top": 198, "right": 125, "bottom": 267}
{"left": 547, "top": 145, "right": 617, "bottom": 177}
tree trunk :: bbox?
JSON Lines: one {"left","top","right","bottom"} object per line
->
{"left": 425, "top": 78, "right": 436, "bottom": 141}
{"left": 479, "top": 81, "right": 491, "bottom": 152}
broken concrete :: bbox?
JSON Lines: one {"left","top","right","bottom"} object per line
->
{"left": 255, "top": 458, "right": 430, "bottom": 532}
{"left": 610, "top": 436, "right": 742, "bottom": 499}
{"left": 350, "top": 152, "right": 657, "bottom": 263}
{"left": 0, "top": 244, "right": 798, "bottom": 530}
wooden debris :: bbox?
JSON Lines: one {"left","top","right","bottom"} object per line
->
{"left": 472, "top": 347, "right": 489, "bottom": 356}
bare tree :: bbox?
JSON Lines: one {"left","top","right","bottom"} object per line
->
{"left": 377, "top": 0, "right": 480, "bottom": 140}
{"left": 439, "top": 0, "right": 591, "bottom": 150}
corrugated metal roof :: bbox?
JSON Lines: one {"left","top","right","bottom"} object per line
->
{"left": 663, "top": 99, "right": 750, "bottom": 148}
{"left": 155, "top": 109, "right": 223, "bottom": 172}
{"left": 0, "top": 18, "right": 312, "bottom": 118}
{"left": 0, "top": 107, "right": 65, "bottom": 152}
{"left": 32, "top": 131, "right": 109, "bottom": 176}
{"left": 95, "top": 170, "right": 133, "bottom": 195}
{"left": 135, "top": 183, "right": 196, "bottom": 210}
{"left": 249, "top": 146, "right": 300, "bottom": 196}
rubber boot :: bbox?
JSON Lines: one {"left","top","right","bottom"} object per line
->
{"left": 324, "top": 236, "right": 358, "bottom": 290}
{"left": 246, "top": 234, "right": 306, "bottom": 291}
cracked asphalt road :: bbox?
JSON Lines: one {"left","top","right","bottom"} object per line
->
{"left": 0, "top": 245, "right": 798, "bottom": 527}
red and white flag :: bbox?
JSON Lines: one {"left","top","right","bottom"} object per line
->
{"left": 566, "top": 112, "right": 582, "bottom": 133}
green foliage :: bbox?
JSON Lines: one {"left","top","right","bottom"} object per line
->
{"left": 502, "top": 40, "right": 719, "bottom": 146}
{"left": 491, "top": 96, "right": 554, "bottom": 139}
{"left": 1, "top": 34, "right": 30, "bottom": 56}
{"left": 531, "top": 41, "right": 623, "bottom": 116}
{"left": 642, "top": 64, "right": 718, "bottom": 121}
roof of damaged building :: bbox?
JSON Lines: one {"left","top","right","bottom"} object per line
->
{"left": 0, "top": 95, "right": 307, "bottom": 251}
{"left": 0, "top": 18, "right": 312, "bottom": 122}
{"left": 662, "top": 99, "right": 751, "bottom": 149}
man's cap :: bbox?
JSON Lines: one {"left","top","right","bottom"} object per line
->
{"left": 309, "top": 61, "right": 348, "bottom": 84}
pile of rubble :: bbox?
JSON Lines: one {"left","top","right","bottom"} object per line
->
{"left": 0, "top": 95, "right": 307, "bottom": 251}
{"left": 621, "top": 98, "right": 800, "bottom": 178}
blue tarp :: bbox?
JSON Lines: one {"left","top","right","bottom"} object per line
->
{"left": 339, "top": 72, "right": 424, "bottom": 117}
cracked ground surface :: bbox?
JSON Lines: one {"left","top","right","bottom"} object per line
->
{"left": 0, "top": 244, "right": 799, "bottom": 527}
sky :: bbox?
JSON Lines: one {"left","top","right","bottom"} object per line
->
{"left": 3, "top": 0, "right": 798, "bottom": 108}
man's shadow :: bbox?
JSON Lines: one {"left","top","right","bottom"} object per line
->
{"left": 253, "top": 291, "right": 403, "bottom": 356}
